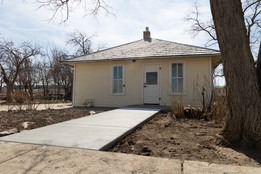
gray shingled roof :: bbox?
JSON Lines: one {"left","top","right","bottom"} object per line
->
{"left": 63, "top": 38, "right": 220, "bottom": 63}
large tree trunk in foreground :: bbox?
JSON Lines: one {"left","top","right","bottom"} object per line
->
{"left": 257, "top": 42, "right": 261, "bottom": 89}
{"left": 210, "top": 0, "right": 261, "bottom": 149}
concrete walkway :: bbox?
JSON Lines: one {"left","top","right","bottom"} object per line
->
{"left": 0, "top": 107, "right": 159, "bottom": 150}
{"left": 0, "top": 142, "right": 260, "bottom": 174}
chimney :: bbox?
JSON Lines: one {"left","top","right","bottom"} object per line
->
{"left": 143, "top": 27, "right": 151, "bottom": 41}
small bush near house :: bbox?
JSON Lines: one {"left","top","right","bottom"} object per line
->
{"left": 170, "top": 95, "right": 206, "bottom": 120}
{"left": 170, "top": 91, "right": 227, "bottom": 122}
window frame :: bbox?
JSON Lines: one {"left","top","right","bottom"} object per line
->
{"left": 111, "top": 65, "right": 125, "bottom": 95}
{"left": 169, "top": 62, "right": 186, "bottom": 95}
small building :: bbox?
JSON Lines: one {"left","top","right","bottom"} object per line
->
{"left": 62, "top": 28, "right": 221, "bottom": 108}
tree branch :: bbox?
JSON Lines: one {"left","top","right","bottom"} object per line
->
{"left": 36, "top": 0, "right": 113, "bottom": 22}
{"left": 67, "top": 31, "right": 96, "bottom": 56}
{"left": 185, "top": 2, "right": 217, "bottom": 47}
{"left": 244, "top": 0, "right": 261, "bottom": 44}
{"left": 186, "top": 0, "right": 261, "bottom": 51}
{"left": 243, "top": 0, "right": 261, "bottom": 13}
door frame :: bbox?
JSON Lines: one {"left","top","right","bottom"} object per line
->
{"left": 142, "top": 63, "right": 161, "bottom": 105}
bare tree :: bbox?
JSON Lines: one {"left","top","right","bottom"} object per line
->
{"left": 17, "top": 59, "right": 39, "bottom": 101}
{"left": 49, "top": 48, "right": 62, "bottom": 100}
{"left": 67, "top": 31, "right": 94, "bottom": 56}
{"left": 48, "top": 47, "right": 73, "bottom": 100}
{"left": 36, "top": 0, "right": 112, "bottom": 22}
{"left": 0, "top": 39, "right": 41, "bottom": 103}
{"left": 37, "top": 60, "right": 52, "bottom": 100}
{"left": 186, "top": 0, "right": 261, "bottom": 51}
{"left": 185, "top": 2, "right": 217, "bottom": 47}
{"left": 186, "top": 1, "right": 261, "bottom": 149}
{"left": 59, "top": 56, "right": 73, "bottom": 100}
{"left": 67, "top": 31, "right": 106, "bottom": 57}
{"left": 210, "top": 0, "right": 261, "bottom": 149}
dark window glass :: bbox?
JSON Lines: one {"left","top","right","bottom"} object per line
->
{"left": 146, "top": 72, "right": 157, "bottom": 85}
{"left": 178, "top": 64, "right": 183, "bottom": 77}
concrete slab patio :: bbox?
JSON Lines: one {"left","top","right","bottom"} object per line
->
{"left": 0, "top": 107, "right": 160, "bottom": 150}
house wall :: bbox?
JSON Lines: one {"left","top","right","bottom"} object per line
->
{"left": 73, "top": 57, "right": 212, "bottom": 108}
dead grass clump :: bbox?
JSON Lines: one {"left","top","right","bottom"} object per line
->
{"left": 184, "top": 105, "right": 204, "bottom": 119}
{"left": 9, "top": 90, "right": 40, "bottom": 111}
{"left": 170, "top": 95, "right": 184, "bottom": 118}
{"left": 170, "top": 94, "right": 224, "bottom": 121}
{"left": 170, "top": 95, "right": 203, "bottom": 119}
{"left": 13, "top": 90, "right": 29, "bottom": 104}
{"left": 211, "top": 95, "right": 226, "bottom": 122}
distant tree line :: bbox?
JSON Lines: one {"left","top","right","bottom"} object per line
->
{"left": 0, "top": 31, "right": 103, "bottom": 103}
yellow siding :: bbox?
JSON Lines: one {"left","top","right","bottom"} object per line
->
{"left": 73, "top": 57, "right": 213, "bottom": 108}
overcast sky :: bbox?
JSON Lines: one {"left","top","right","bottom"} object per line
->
{"left": 0, "top": 0, "right": 215, "bottom": 49}
{"left": 0, "top": 0, "right": 224, "bottom": 85}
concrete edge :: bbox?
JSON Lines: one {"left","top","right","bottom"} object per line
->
{"left": 71, "top": 106, "right": 118, "bottom": 111}
{"left": 99, "top": 109, "right": 160, "bottom": 151}
{"left": 0, "top": 139, "right": 100, "bottom": 151}
{"left": 183, "top": 160, "right": 261, "bottom": 173}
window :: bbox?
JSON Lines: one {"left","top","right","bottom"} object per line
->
{"left": 146, "top": 72, "right": 158, "bottom": 85}
{"left": 171, "top": 63, "right": 184, "bottom": 94}
{"left": 112, "top": 65, "right": 124, "bottom": 94}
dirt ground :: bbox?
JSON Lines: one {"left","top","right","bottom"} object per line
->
{"left": 0, "top": 108, "right": 260, "bottom": 167}
{"left": 0, "top": 109, "right": 101, "bottom": 133}
{"left": 110, "top": 113, "right": 261, "bottom": 167}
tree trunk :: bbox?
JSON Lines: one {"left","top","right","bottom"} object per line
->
{"left": 0, "top": 80, "right": 2, "bottom": 94}
{"left": 28, "top": 84, "right": 34, "bottom": 101}
{"left": 42, "top": 80, "right": 46, "bottom": 100}
{"left": 6, "top": 83, "right": 12, "bottom": 103}
{"left": 257, "top": 42, "right": 261, "bottom": 91}
{"left": 46, "top": 82, "right": 49, "bottom": 100}
{"left": 210, "top": 0, "right": 261, "bottom": 148}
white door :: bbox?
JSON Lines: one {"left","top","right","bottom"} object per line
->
{"left": 143, "top": 64, "right": 160, "bottom": 104}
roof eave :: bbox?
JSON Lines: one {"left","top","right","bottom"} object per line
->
{"left": 61, "top": 53, "right": 221, "bottom": 64}
{"left": 60, "top": 61, "right": 75, "bottom": 67}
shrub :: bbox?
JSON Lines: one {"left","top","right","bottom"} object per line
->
{"left": 13, "top": 90, "right": 29, "bottom": 104}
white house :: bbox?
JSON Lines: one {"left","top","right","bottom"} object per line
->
{"left": 62, "top": 28, "right": 221, "bottom": 108}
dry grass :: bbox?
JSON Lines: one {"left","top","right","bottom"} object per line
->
{"left": 170, "top": 95, "right": 185, "bottom": 117}
{"left": 13, "top": 90, "right": 29, "bottom": 103}
{"left": 0, "top": 90, "right": 71, "bottom": 111}
{"left": 170, "top": 87, "right": 227, "bottom": 122}
{"left": 211, "top": 94, "right": 227, "bottom": 122}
